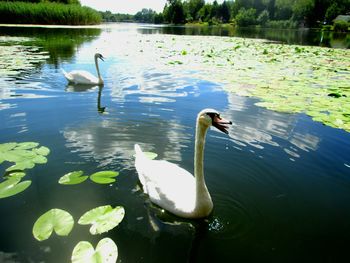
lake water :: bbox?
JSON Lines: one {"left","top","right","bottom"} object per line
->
{"left": 0, "top": 23, "right": 350, "bottom": 262}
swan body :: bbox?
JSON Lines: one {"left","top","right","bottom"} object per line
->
{"left": 62, "top": 53, "right": 104, "bottom": 85}
{"left": 134, "top": 109, "right": 232, "bottom": 219}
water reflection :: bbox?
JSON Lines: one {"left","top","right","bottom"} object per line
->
{"left": 137, "top": 24, "right": 350, "bottom": 49}
{"left": 223, "top": 92, "right": 320, "bottom": 159}
{"left": 0, "top": 26, "right": 102, "bottom": 67}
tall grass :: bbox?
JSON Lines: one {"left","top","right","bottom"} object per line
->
{"left": 0, "top": 2, "right": 102, "bottom": 25}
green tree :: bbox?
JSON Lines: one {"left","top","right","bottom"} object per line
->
{"left": 235, "top": 7, "right": 257, "bottom": 26}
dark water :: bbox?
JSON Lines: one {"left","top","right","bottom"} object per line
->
{"left": 137, "top": 24, "right": 350, "bottom": 49}
{"left": 0, "top": 23, "right": 350, "bottom": 262}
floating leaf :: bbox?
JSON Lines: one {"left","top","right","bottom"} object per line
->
{"left": 90, "top": 171, "right": 119, "bottom": 184}
{"left": 15, "top": 142, "right": 39, "bottom": 150}
{"left": 0, "top": 178, "right": 31, "bottom": 199}
{"left": 133, "top": 151, "right": 158, "bottom": 160}
{"left": 34, "top": 146, "right": 50, "bottom": 156}
{"left": 6, "top": 171, "right": 26, "bottom": 180}
{"left": 6, "top": 161, "right": 35, "bottom": 171}
{"left": 0, "top": 143, "right": 17, "bottom": 152}
{"left": 144, "top": 152, "right": 158, "bottom": 160}
{"left": 78, "top": 205, "right": 125, "bottom": 235}
{"left": 0, "top": 142, "right": 50, "bottom": 171}
{"left": 32, "top": 208, "right": 74, "bottom": 241}
{"left": 71, "top": 238, "right": 118, "bottom": 263}
{"left": 59, "top": 171, "right": 88, "bottom": 185}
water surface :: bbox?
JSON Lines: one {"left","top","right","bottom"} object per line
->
{"left": 0, "top": 23, "right": 350, "bottom": 262}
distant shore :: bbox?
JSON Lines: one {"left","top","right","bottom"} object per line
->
{"left": 0, "top": 2, "right": 101, "bottom": 25}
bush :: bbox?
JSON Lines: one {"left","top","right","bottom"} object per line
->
{"left": 0, "top": 1, "right": 101, "bottom": 25}
{"left": 265, "top": 19, "right": 298, "bottom": 29}
{"left": 333, "top": 20, "right": 349, "bottom": 32}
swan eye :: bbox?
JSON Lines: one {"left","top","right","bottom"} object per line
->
{"left": 206, "top": 112, "right": 220, "bottom": 120}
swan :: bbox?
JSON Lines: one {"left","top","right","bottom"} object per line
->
{"left": 62, "top": 53, "right": 104, "bottom": 85}
{"left": 134, "top": 109, "right": 232, "bottom": 219}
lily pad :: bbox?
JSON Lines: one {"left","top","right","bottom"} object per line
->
{"left": 89, "top": 171, "right": 119, "bottom": 184}
{"left": 78, "top": 205, "right": 125, "bottom": 235}
{"left": 133, "top": 151, "right": 158, "bottom": 160}
{"left": 144, "top": 152, "right": 158, "bottom": 160}
{"left": 0, "top": 142, "right": 50, "bottom": 171}
{"left": 32, "top": 208, "right": 74, "bottom": 241}
{"left": 58, "top": 171, "right": 88, "bottom": 185}
{"left": 0, "top": 178, "right": 31, "bottom": 199}
{"left": 71, "top": 238, "right": 118, "bottom": 263}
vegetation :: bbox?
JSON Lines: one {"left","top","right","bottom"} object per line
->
{"left": 99, "top": 0, "right": 349, "bottom": 29}
{"left": 161, "top": 0, "right": 350, "bottom": 27}
{"left": 0, "top": 0, "right": 102, "bottom": 25}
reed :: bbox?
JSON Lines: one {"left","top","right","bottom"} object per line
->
{"left": 0, "top": 2, "right": 102, "bottom": 25}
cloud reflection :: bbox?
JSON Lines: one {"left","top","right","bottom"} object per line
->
{"left": 224, "top": 92, "right": 320, "bottom": 159}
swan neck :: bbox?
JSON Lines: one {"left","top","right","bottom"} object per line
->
{"left": 95, "top": 56, "right": 103, "bottom": 84}
{"left": 194, "top": 121, "right": 209, "bottom": 194}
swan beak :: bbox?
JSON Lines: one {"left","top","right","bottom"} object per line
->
{"left": 100, "top": 56, "right": 105, "bottom": 61}
{"left": 213, "top": 116, "right": 232, "bottom": 134}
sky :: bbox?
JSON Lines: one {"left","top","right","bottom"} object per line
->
{"left": 79, "top": 0, "right": 224, "bottom": 15}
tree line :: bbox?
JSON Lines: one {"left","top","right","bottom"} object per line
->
{"left": 101, "top": 0, "right": 350, "bottom": 28}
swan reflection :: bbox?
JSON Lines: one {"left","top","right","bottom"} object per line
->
{"left": 65, "top": 85, "right": 106, "bottom": 114}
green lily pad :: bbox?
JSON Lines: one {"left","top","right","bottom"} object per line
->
{"left": 133, "top": 151, "right": 158, "bottom": 160}
{"left": 34, "top": 146, "right": 50, "bottom": 156}
{"left": 15, "top": 142, "right": 39, "bottom": 150}
{"left": 0, "top": 142, "right": 50, "bottom": 171}
{"left": 59, "top": 171, "right": 88, "bottom": 185}
{"left": 144, "top": 152, "right": 158, "bottom": 160}
{"left": 6, "top": 161, "right": 35, "bottom": 171}
{"left": 78, "top": 205, "right": 125, "bottom": 235}
{"left": 6, "top": 171, "right": 26, "bottom": 180}
{"left": 32, "top": 208, "right": 74, "bottom": 241}
{"left": 89, "top": 171, "right": 119, "bottom": 184}
{"left": 71, "top": 238, "right": 118, "bottom": 263}
{"left": 0, "top": 178, "right": 31, "bottom": 199}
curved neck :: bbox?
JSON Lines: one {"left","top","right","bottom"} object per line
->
{"left": 194, "top": 120, "right": 210, "bottom": 202}
{"left": 94, "top": 56, "right": 103, "bottom": 84}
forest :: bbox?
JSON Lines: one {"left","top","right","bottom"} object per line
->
{"left": 101, "top": 0, "right": 350, "bottom": 29}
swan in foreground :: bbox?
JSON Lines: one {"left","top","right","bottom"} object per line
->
{"left": 134, "top": 109, "right": 232, "bottom": 219}
{"left": 62, "top": 53, "right": 104, "bottom": 85}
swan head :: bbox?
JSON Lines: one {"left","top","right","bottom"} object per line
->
{"left": 94, "top": 53, "right": 105, "bottom": 61}
{"left": 198, "top": 108, "right": 232, "bottom": 134}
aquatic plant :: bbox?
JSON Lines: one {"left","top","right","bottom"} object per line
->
{"left": 58, "top": 170, "right": 119, "bottom": 185}
{"left": 71, "top": 238, "right": 118, "bottom": 263}
{"left": 32, "top": 208, "right": 74, "bottom": 241}
{"left": 0, "top": 142, "right": 50, "bottom": 199}
{"left": 78, "top": 205, "right": 125, "bottom": 235}
{"left": 0, "top": 142, "right": 50, "bottom": 171}
{"left": 116, "top": 34, "right": 350, "bottom": 132}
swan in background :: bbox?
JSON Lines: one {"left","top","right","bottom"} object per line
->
{"left": 62, "top": 53, "right": 104, "bottom": 85}
{"left": 134, "top": 109, "right": 232, "bottom": 219}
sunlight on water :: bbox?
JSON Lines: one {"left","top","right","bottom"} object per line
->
{"left": 0, "top": 24, "right": 350, "bottom": 263}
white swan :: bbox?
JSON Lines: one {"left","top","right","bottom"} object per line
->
{"left": 62, "top": 53, "right": 104, "bottom": 85}
{"left": 134, "top": 109, "right": 232, "bottom": 219}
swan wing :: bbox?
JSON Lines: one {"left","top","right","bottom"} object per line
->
{"left": 63, "top": 70, "right": 99, "bottom": 85}
{"left": 135, "top": 153, "right": 196, "bottom": 215}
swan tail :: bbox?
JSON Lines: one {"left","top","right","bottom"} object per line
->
{"left": 134, "top": 144, "right": 144, "bottom": 157}
{"left": 61, "top": 68, "right": 72, "bottom": 82}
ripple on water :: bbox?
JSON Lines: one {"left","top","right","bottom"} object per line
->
{"left": 208, "top": 193, "right": 260, "bottom": 240}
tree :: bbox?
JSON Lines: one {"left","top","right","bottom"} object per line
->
{"left": 257, "top": 9, "right": 270, "bottom": 25}
{"left": 163, "top": 0, "right": 185, "bottom": 24}
{"left": 235, "top": 8, "right": 257, "bottom": 26}
{"left": 218, "top": 1, "right": 231, "bottom": 22}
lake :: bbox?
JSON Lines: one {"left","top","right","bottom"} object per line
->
{"left": 0, "top": 23, "right": 350, "bottom": 262}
